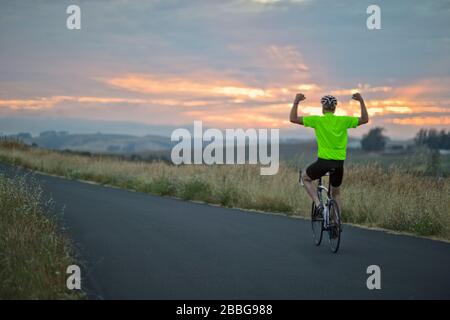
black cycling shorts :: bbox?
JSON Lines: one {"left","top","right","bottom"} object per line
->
{"left": 305, "top": 158, "right": 344, "bottom": 187}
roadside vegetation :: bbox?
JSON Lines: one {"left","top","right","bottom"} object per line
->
{"left": 0, "top": 138, "right": 449, "bottom": 241}
{"left": 0, "top": 170, "right": 83, "bottom": 299}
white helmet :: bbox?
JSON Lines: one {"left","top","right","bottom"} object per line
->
{"left": 321, "top": 95, "right": 338, "bottom": 109}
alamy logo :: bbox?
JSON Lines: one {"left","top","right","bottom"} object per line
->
{"left": 171, "top": 121, "right": 279, "bottom": 175}
{"left": 366, "top": 5, "right": 381, "bottom": 30}
{"left": 66, "top": 5, "right": 81, "bottom": 30}
{"left": 66, "top": 265, "right": 81, "bottom": 290}
{"left": 366, "top": 265, "right": 381, "bottom": 290}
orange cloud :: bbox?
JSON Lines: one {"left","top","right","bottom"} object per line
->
{"left": 3, "top": 78, "right": 448, "bottom": 132}
{"left": 387, "top": 117, "right": 450, "bottom": 126}
{"left": 297, "top": 84, "right": 321, "bottom": 92}
{"left": 0, "top": 44, "right": 315, "bottom": 117}
{"left": 2, "top": 54, "right": 449, "bottom": 134}
{"left": 184, "top": 108, "right": 289, "bottom": 128}
{"left": 332, "top": 85, "right": 392, "bottom": 95}
{"left": 345, "top": 98, "right": 449, "bottom": 117}
{"left": 384, "top": 106, "right": 412, "bottom": 114}
{"left": 0, "top": 96, "right": 150, "bottom": 110}
{"left": 0, "top": 98, "right": 57, "bottom": 110}
{"left": 104, "top": 74, "right": 275, "bottom": 100}
{"left": 0, "top": 95, "right": 220, "bottom": 110}
{"left": 393, "top": 78, "right": 450, "bottom": 100}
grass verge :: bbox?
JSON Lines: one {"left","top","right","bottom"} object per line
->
{"left": 0, "top": 172, "right": 84, "bottom": 299}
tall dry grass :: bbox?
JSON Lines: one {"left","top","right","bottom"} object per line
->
{"left": 0, "top": 139, "right": 449, "bottom": 240}
{"left": 0, "top": 172, "right": 83, "bottom": 299}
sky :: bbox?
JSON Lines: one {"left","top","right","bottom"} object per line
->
{"left": 0, "top": 0, "right": 449, "bottom": 139}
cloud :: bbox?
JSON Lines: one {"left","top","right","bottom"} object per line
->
{"left": 183, "top": 108, "right": 289, "bottom": 128}
{"left": 0, "top": 98, "right": 58, "bottom": 110}
{"left": 0, "top": 95, "right": 222, "bottom": 110}
{"left": 1, "top": 0, "right": 449, "bottom": 138}
{"left": 102, "top": 72, "right": 309, "bottom": 106}
{"left": 104, "top": 74, "right": 272, "bottom": 99}
{"left": 266, "top": 45, "right": 309, "bottom": 73}
{"left": 332, "top": 85, "right": 393, "bottom": 96}
{"left": 0, "top": 96, "right": 148, "bottom": 110}
{"left": 386, "top": 117, "right": 450, "bottom": 126}
{"left": 3, "top": 75, "right": 449, "bottom": 131}
{"left": 297, "top": 84, "right": 321, "bottom": 92}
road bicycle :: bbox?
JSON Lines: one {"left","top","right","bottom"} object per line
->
{"left": 300, "top": 169, "right": 342, "bottom": 253}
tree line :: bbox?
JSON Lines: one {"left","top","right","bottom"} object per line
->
{"left": 414, "top": 129, "right": 450, "bottom": 150}
{"left": 361, "top": 127, "right": 450, "bottom": 151}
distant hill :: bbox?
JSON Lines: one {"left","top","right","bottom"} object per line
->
{"left": 0, "top": 117, "right": 178, "bottom": 137}
{"left": 9, "top": 131, "right": 171, "bottom": 154}
{"left": 6, "top": 130, "right": 364, "bottom": 158}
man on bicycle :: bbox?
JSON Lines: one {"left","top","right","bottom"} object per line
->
{"left": 289, "top": 92, "right": 369, "bottom": 217}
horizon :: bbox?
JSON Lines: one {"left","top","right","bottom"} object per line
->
{"left": 0, "top": 116, "right": 424, "bottom": 142}
{"left": 1, "top": 1, "right": 449, "bottom": 139}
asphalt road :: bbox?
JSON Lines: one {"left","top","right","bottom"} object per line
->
{"left": 1, "top": 163, "right": 449, "bottom": 299}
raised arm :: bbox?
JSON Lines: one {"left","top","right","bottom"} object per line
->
{"left": 352, "top": 93, "right": 369, "bottom": 126}
{"left": 289, "top": 93, "right": 306, "bottom": 125}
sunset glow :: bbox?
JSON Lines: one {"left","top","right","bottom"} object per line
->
{"left": 0, "top": 1, "right": 449, "bottom": 138}
{"left": 1, "top": 80, "right": 449, "bottom": 129}
{"left": 387, "top": 117, "right": 450, "bottom": 126}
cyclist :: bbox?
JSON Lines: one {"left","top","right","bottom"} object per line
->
{"left": 289, "top": 92, "right": 369, "bottom": 217}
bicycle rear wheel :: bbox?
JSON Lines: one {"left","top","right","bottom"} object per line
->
{"left": 328, "top": 200, "right": 341, "bottom": 253}
{"left": 311, "top": 202, "right": 323, "bottom": 246}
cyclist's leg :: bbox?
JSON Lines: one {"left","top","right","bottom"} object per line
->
{"left": 301, "top": 170, "right": 320, "bottom": 207}
{"left": 330, "top": 165, "right": 344, "bottom": 209}
{"left": 303, "top": 159, "right": 328, "bottom": 207}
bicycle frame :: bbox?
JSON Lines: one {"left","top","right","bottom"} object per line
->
{"left": 299, "top": 169, "right": 334, "bottom": 228}
{"left": 317, "top": 178, "right": 329, "bottom": 199}
{"left": 317, "top": 173, "right": 332, "bottom": 228}
{"left": 300, "top": 168, "right": 342, "bottom": 253}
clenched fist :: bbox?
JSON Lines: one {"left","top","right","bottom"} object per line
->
{"left": 351, "top": 92, "right": 364, "bottom": 102}
{"left": 294, "top": 93, "right": 306, "bottom": 104}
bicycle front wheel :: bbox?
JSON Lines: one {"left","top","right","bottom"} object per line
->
{"left": 328, "top": 200, "right": 342, "bottom": 253}
{"left": 311, "top": 202, "right": 323, "bottom": 246}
